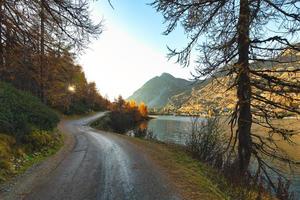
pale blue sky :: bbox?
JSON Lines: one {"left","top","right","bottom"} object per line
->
{"left": 98, "top": 0, "right": 187, "bottom": 53}
{"left": 79, "top": 0, "right": 193, "bottom": 100}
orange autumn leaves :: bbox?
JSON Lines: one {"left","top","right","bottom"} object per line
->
{"left": 110, "top": 96, "right": 148, "bottom": 121}
{"left": 128, "top": 100, "right": 148, "bottom": 118}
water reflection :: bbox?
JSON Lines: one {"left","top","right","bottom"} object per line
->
{"left": 138, "top": 115, "right": 197, "bottom": 145}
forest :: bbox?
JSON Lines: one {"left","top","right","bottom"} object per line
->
{"left": 0, "top": 0, "right": 110, "bottom": 115}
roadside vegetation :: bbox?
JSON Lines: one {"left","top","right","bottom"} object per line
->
{"left": 0, "top": 82, "right": 62, "bottom": 182}
{"left": 91, "top": 96, "right": 149, "bottom": 133}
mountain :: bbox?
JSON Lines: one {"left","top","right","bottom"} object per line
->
{"left": 127, "top": 73, "right": 192, "bottom": 108}
{"left": 164, "top": 50, "right": 300, "bottom": 116}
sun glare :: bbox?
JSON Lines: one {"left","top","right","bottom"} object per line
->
{"left": 68, "top": 85, "right": 76, "bottom": 93}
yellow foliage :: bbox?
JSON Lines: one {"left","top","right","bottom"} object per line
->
{"left": 110, "top": 97, "right": 148, "bottom": 121}
{"left": 128, "top": 100, "right": 137, "bottom": 109}
{"left": 139, "top": 102, "right": 148, "bottom": 118}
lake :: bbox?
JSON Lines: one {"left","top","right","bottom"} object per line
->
{"left": 137, "top": 115, "right": 300, "bottom": 196}
{"left": 138, "top": 115, "right": 196, "bottom": 145}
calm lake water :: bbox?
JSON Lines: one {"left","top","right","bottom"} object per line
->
{"left": 140, "top": 115, "right": 195, "bottom": 144}
{"left": 138, "top": 115, "right": 300, "bottom": 197}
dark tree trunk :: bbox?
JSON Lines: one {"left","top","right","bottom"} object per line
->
{"left": 4, "top": 28, "right": 11, "bottom": 81}
{"left": 40, "top": 0, "right": 46, "bottom": 103}
{"left": 236, "top": 0, "right": 252, "bottom": 174}
{"left": 0, "top": 2, "right": 4, "bottom": 79}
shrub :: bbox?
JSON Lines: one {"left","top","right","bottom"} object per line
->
{"left": 0, "top": 82, "right": 59, "bottom": 140}
{"left": 24, "top": 129, "right": 62, "bottom": 152}
{"left": 186, "top": 117, "right": 226, "bottom": 167}
{"left": 67, "top": 100, "right": 90, "bottom": 115}
{"left": 91, "top": 115, "right": 113, "bottom": 132}
{"left": 133, "top": 127, "right": 148, "bottom": 138}
{"left": 109, "top": 111, "right": 136, "bottom": 133}
{"left": 91, "top": 110, "right": 147, "bottom": 134}
{"left": 133, "top": 127, "right": 156, "bottom": 140}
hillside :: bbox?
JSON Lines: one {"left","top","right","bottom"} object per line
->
{"left": 164, "top": 76, "right": 236, "bottom": 115}
{"left": 164, "top": 65, "right": 300, "bottom": 116}
{"left": 127, "top": 73, "right": 192, "bottom": 108}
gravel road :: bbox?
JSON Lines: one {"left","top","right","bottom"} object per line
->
{"left": 1, "top": 113, "right": 180, "bottom": 200}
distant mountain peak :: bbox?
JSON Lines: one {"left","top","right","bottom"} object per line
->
{"left": 160, "top": 72, "right": 174, "bottom": 79}
{"left": 127, "top": 73, "right": 192, "bottom": 108}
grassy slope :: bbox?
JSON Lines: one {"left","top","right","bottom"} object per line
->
{"left": 0, "top": 131, "right": 63, "bottom": 183}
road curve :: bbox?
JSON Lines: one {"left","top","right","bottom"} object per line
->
{"left": 6, "top": 113, "right": 181, "bottom": 200}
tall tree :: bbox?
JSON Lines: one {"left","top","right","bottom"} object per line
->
{"left": 152, "top": 0, "right": 300, "bottom": 180}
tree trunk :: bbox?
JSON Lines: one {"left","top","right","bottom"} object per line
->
{"left": 236, "top": 0, "right": 252, "bottom": 174}
{"left": 40, "top": 0, "right": 46, "bottom": 103}
{"left": 5, "top": 27, "right": 11, "bottom": 81}
{"left": 0, "top": 1, "right": 4, "bottom": 79}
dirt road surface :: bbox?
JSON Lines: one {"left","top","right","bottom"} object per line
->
{"left": 1, "top": 113, "right": 180, "bottom": 200}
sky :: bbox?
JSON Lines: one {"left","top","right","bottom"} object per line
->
{"left": 79, "top": 0, "right": 193, "bottom": 100}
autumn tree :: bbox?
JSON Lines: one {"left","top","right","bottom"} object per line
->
{"left": 128, "top": 99, "right": 137, "bottom": 109}
{"left": 111, "top": 95, "right": 126, "bottom": 112}
{"left": 152, "top": 0, "right": 300, "bottom": 187}
{"left": 139, "top": 102, "right": 148, "bottom": 118}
